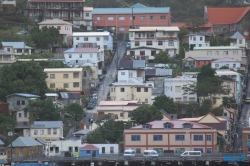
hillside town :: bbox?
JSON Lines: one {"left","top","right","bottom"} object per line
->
{"left": 1, "top": 0, "right": 250, "bottom": 166}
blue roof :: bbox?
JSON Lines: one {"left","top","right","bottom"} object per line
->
{"left": 2, "top": 42, "right": 32, "bottom": 49}
{"left": 5, "top": 93, "right": 40, "bottom": 98}
{"left": 93, "top": 7, "right": 170, "bottom": 14}
{"left": 0, "top": 139, "right": 4, "bottom": 145}
{"left": 230, "top": 31, "right": 245, "bottom": 40}
{"left": 9, "top": 137, "right": 42, "bottom": 147}
{"left": 31, "top": 121, "right": 63, "bottom": 128}
{"left": 73, "top": 129, "right": 90, "bottom": 135}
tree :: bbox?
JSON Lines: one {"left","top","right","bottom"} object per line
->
{"left": 178, "top": 27, "right": 189, "bottom": 42}
{"left": 209, "top": 36, "right": 231, "bottom": 46}
{"left": 222, "top": 97, "right": 237, "bottom": 109}
{"left": 64, "top": 103, "right": 84, "bottom": 121}
{"left": 153, "top": 51, "right": 170, "bottom": 64}
{"left": 131, "top": 105, "right": 163, "bottom": 124}
{"left": 0, "top": 61, "right": 48, "bottom": 101}
{"left": 153, "top": 95, "right": 177, "bottom": 114}
{"left": 24, "top": 98, "right": 61, "bottom": 121}
{"left": 0, "top": 114, "right": 17, "bottom": 135}
{"left": 185, "top": 17, "right": 205, "bottom": 33}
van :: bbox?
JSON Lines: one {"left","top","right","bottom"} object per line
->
{"left": 180, "top": 151, "right": 202, "bottom": 157}
{"left": 143, "top": 150, "right": 159, "bottom": 158}
{"left": 124, "top": 149, "right": 135, "bottom": 157}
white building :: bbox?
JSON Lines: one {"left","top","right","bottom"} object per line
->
{"left": 118, "top": 70, "right": 144, "bottom": 84}
{"left": 230, "top": 31, "right": 246, "bottom": 48}
{"left": 73, "top": 7, "right": 93, "bottom": 30}
{"left": 211, "top": 58, "right": 241, "bottom": 70}
{"left": 72, "top": 31, "right": 113, "bottom": 50}
{"left": 46, "top": 139, "right": 119, "bottom": 156}
{"left": 38, "top": 19, "right": 73, "bottom": 45}
{"left": 182, "top": 33, "right": 210, "bottom": 47}
{"left": 127, "top": 26, "right": 180, "bottom": 61}
{"left": 164, "top": 74, "right": 197, "bottom": 103}
{"left": 63, "top": 47, "right": 104, "bottom": 75}
{"left": 1, "top": 42, "right": 33, "bottom": 56}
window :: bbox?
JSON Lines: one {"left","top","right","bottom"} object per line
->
{"left": 140, "top": 16, "right": 146, "bottom": 20}
{"left": 215, "top": 64, "right": 219, "bottom": 68}
{"left": 160, "top": 15, "right": 166, "bottom": 19}
{"left": 57, "top": 26, "right": 61, "bottom": 30}
{"left": 16, "top": 101, "right": 20, "bottom": 105}
{"left": 223, "top": 51, "right": 228, "bottom": 55}
{"left": 164, "top": 123, "right": 172, "bottom": 129}
{"left": 108, "top": 16, "right": 114, "bottom": 20}
{"left": 90, "top": 54, "right": 93, "bottom": 58}
{"left": 83, "top": 37, "right": 88, "bottom": 41}
{"left": 140, "top": 51, "right": 145, "bottom": 55}
{"left": 96, "top": 37, "right": 100, "bottom": 41}
{"left": 199, "top": 44, "right": 202, "bottom": 47}
{"left": 64, "top": 83, "right": 69, "bottom": 88}
{"left": 34, "top": 130, "right": 38, "bottom": 135}
{"left": 63, "top": 74, "right": 68, "bottom": 78}
{"left": 69, "top": 54, "right": 72, "bottom": 58}
{"left": 194, "top": 148, "right": 203, "bottom": 153}
{"left": 119, "top": 27, "right": 125, "bottom": 31}
{"left": 137, "top": 88, "right": 141, "bottom": 92}
{"left": 110, "top": 147, "right": 114, "bottom": 154}
{"left": 130, "top": 51, "right": 135, "bottom": 55}
{"left": 19, "top": 148, "right": 23, "bottom": 155}
{"left": 153, "top": 135, "right": 163, "bottom": 141}
{"left": 73, "top": 72, "right": 79, "bottom": 78}
{"left": 168, "top": 40, "right": 174, "bottom": 46}
{"left": 233, "top": 51, "right": 238, "bottom": 55}
{"left": 49, "top": 83, "right": 55, "bottom": 88}
{"left": 48, "top": 128, "right": 51, "bottom": 135}
{"left": 175, "top": 135, "right": 185, "bottom": 141}
{"left": 121, "top": 72, "right": 125, "bottom": 75}
{"left": 120, "top": 88, "right": 125, "bottom": 92}
{"left": 207, "top": 51, "right": 212, "bottom": 55}
{"left": 97, "top": 16, "right": 102, "bottom": 20}
{"left": 50, "top": 74, "right": 55, "bottom": 79}
{"left": 7, "top": 48, "right": 10, "bottom": 52}
{"left": 150, "top": 16, "right": 156, "bottom": 20}
{"left": 175, "top": 148, "right": 185, "bottom": 153}
{"left": 144, "top": 88, "right": 148, "bottom": 92}
{"left": 130, "top": 32, "right": 133, "bottom": 37}
{"left": 239, "top": 39, "right": 242, "bottom": 44}
{"left": 22, "top": 101, "right": 25, "bottom": 105}
{"left": 233, "top": 64, "right": 236, "bottom": 68}
{"left": 131, "top": 135, "right": 140, "bottom": 141}
{"left": 130, "top": 16, "right": 135, "bottom": 20}
{"left": 158, "top": 41, "right": 163, "bottom": 45}
{"left": 119, "top": 16, "right": 125, "bottom": 20}
{"left": 216, "top": 51, "right": 219, "bottom": 55}
{"left": 200, "top": 37, "right": 203, "bottom": 41}
{"left": 183, "top": 124, "right": 191, "bottom": 129}
{"left": 79, "top": 54, "right": 82, "bottom": 58}
{"left": 53, "top": 128, "right": 57, "bottom": 135}
{"left": 73, "top": 82, "right": 79, "bottom": 87}
{"left": 146, "top": 41, "right": 152, "bottom": 45}
{"left": 40, "top": 130, "right": 44, "bottom": 135}
{"left": 142, "top": 125, "right": 150, "bottom": 129}
{"left": 194, "top": 135, "right": 203, "bottom": 141}
{"left": 24, "top": 111, "right": 27, "bottom": 117}
{"left": 206, "top": 135, "right": 212, "bottom": 141}
{"left": 175, "top": 86, "right": 181, "bottom": 92}
{"left": 135, "top": 41, "right": 139, "bottom": 46}
{"left": 85, "top": 12, "right": 89, "bottom": 17}
{"left": 206, "top": 148, "right": 212, "bottom": 154}
{"left": 151, "top": 51, "right": 156, "bottom": 56}
{"left": 18, "top": 113, "right": 21, "bottom": 117}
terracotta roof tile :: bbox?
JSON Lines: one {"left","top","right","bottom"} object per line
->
{"left": 207, "top": 7, "right": 250, "bottom": 24}
{"left": 80, "top": 144, "right": 99, "bottom": 150}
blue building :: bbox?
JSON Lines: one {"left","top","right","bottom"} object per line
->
{"left": 80, "top": 145, "right": 99, "bottom": 158}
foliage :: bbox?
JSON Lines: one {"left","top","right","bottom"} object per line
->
{"left": 217, "top": 136, "right": 226, "bottom": 152}
{"left": 131, "top": 105, "right": 163, "bottom": 124}
{"left": 30, "top": 26, "right": 62, "bottom": 49}
{"left": 153, "top": 95, "right": 177, "bottom": 114}
{"left": 185, "top": 17, "right": 205, "bottom": 33}
{"left": 39, "top": 61, "right": 68, "bottom": 68}
{"left": 64, "top": 103, "right": 84, "bottom": 121}
{"left": 0, "top": 61, "right": 48, "bottom": 101}
{"left": 80, "top": 24, "right": 87, "bottom": 31}
{"left": 209, "top": 36, "right": 231, "bottom": 46}
{"left": 86, "top": 120, "right": 132, "bottom": 143}
{"left": 178, "top": 27, "right": 189, "bottom": 41}
{"left": 219, "top": 66, "right": 229, "bottom": 69}
{"left": 0, "top": 114, "right": 17, "bottom": 135}
{"left": 153, "top": 51, "right": 170, "bottom": 64}
{"left": 222, "top": 97, "right": 237, "bottom": 109}
{"left": 24, "top": 98, "right": 61, "bottom": 121}
{"left": 165, "top": 64, "right": 182, "bottom": 77}
{"left": 17, "top": 52, "right": 53, "bottom": 59}
{"left": 210, "top": 106, "right": 223, "bottom": 116}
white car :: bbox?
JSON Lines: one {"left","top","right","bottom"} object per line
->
{"left": 92, "top": 93, "right": 98, "bottom": 100}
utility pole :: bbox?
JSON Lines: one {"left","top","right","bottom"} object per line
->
{"left": 8, "top": 125, "right": 13, "bottom": 162}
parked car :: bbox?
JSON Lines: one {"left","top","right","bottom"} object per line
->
{"left": 180, "top": 151, "right": 202, "bottom": 158}
{"left": 124, "top": 149, "right": 136, "bottom": 157}
{"left": 92, "top": 93, "right": 98, "bottom": 100}
{"left": 143, "top": 150, "right": 158, "bottom": 158}
{"left": 89, "top": 98, "right": 96, "bottom": 105}
{"left": 87, "top": 103, "right": 94, "bottom": 110}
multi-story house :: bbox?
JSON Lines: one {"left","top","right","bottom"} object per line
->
{"left": 93, "top": 3, "right": 171, "bottom": 33}
{"left": 127, "top": 26, "right": 180, "bottom": 61}
{"left": 185, "top": 46, "right": 247, "bottom": 68}
{"left": 72, "top": 32, "right": 113, "bottom": 50}
{"left": 211, "top": 58, "right": 241, "bottom": 70}
{"left": 164, "top": 74, "right": 197, "bottom": 103}
{"left": 63, "top": 48, "right": 104, "bottom": 75}
{"left": 182, "top": 57, "right": 212, "bottom": 69}
{"left": 1, "top": 0, "right": 16, "bottom": 10}
{"left": 38, "top": 19, "right": 73, "bottom": 46}
{"left": 1, "top": 42, "right": 33, "bottom": 56}
{"left": 26, "top": 0, "right": 85, "bottom": 23}
{"left": 0, "top": 49, "right": 15, "bottom": 66}
{"left": 182, "top": 33, "right": 210, "bottom": 48}
{"left": 73, "top": 7, "right": 93, "bottom": 30}
{"left": 30, "top": 121, "right": 63, "bottom": 141}
{"left": 44, "top": 68, "right": 92, "bottom": 93}
{"left": 124, "top": 120, "right": 217, "bottom": 154}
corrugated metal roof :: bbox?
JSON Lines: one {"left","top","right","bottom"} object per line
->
{"left": 73, "top": 32, "right": 109, "bottom": 37}
{"left": 44, "top": 68, "right": 82, "bottom": 72}
{"left": 93, "top": 7, "right": 170, "bottom": 14}
{"left": 145, "top": 69, "right": 156, "bottom": 76}
{"left": 38, "top": 19, "right": 72, "bottom": 25}
{"left": 31, "top": 121, "right": 63, "bottom": 128}
{"left": 45, "top": 93, "right": 58, "bottom": 97}
{"left": 99, "top": 100, "right": 138, "bottom": 106}
{"left": 73, "top": 129, "right": 90, "bottom": 135}
{"left": 36, "top": 137, "right": 46, "bottom": 145}
{"left": 155, "top": 69, "right": 173, "bottom": 76}
{"left": 0, "top": 139, "right": 4, "bottom": 145}
{"left": 2, "top": 42, "right": 32, "bottom": 49}
{"left": 5, "top": 93, "right": 40, "bottom": 98}
{"left": 9, "top": 137, "right": 43, "bottom": 147}
{"left": 119, "top": 60, "right": 133, "bottom": 68}
{"left": 60, "top": 92, "right": 81, "bottom": 99}
{"left": 212, "top": 57, "right": 239, "bottom": 62}
{"left": 129, "top": 26, "right": 179, "bottom": 32}
{"left": 133, "top": 60, "right": 145, "bottom": 68}
{"left": 0, "top": 49, "right": 13, "bottom": 55}
{"left": 230, "top": 31, "right": 245, "bottom": 39}
{"left": 64, "top": 47, "right": 99, "bottom": 53}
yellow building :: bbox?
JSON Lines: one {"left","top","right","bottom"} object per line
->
{"left": 109, "top": 83, "right": 152, "bottom": 104}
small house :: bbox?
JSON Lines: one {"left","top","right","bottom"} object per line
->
{"left": 80, "top": 145, "right": 99, "bottom": 158}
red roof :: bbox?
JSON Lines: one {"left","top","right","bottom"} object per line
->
{"left": 80, "top": 144, "right": 99, "bottom": 150}
{"left": 171, "top": 22, "right": 212, "bottom": 28}
{"left": 207, "top": 7, "right": 250, "bottom": 24}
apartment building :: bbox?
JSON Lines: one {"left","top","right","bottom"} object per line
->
{"left": 124, "top": 120, "right": 217, "bottom": 154}
{"left": 72, "top": 32, "right": 113, "bottom": 50}
{"left": 127, "top": 26, "right": 179, "bottom": 61}
{"left": 211, "top": 58, "right": 241, "bottom": 70}
{"left": 26, "top": 0, "right": 85, "bottom": 22}
{"left": 44, "top": 68, "right": 91, "bottom": 93}
{"left": 93, "top": 3, "right": 171, "bottom": 33}
{"left": 164, "top": 74, "right": 197, "bottom": 103}
{"left": 73, "top": 7, "right": 93, "bottom": 30}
